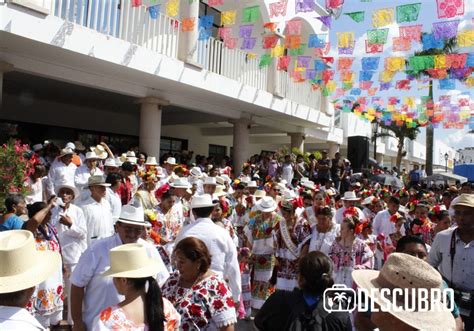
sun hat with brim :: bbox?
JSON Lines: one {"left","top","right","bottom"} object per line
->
{"left": 91, "top": 145, "right": 108, "bottom": 160}
{"left": 102, "top": 243, "right": 163, "bottom": 278}
{"left": 55, "top": 182, "right": 80, "bottom": 200}
{"left": 74, "top": 141, "right": 86, "bottom": 151}
{"left": 145, "top": 157, "right": 158, "bottom": 166}
{"left": 117, "top": 205, "right": 151, "bottom": 228}
{"left": 85, "top": 151, "right": 100, "bottom": 160}
{"left": 190, "top": 167, "right": 203, "bottom": 178}
{"left": 0, "top": 230, "right": 61, "bottom": 294}
{"left": 362, "top": 196, "right": 375, "bottom": 206}
{"left": 256, "top": 196, "right": 277, "bottom": 213}
{"left": 190, "top": 194, "right": 216, "bottom": 209}
{"left": 281, "top": 189, "right": 297, "bottom": 201}
{"left": 216, "top": 176, "right": 225, "bottom": 186}
{"left": 104, "top": 158, "right": 118, "bottom": 168}
{"left": 86, "top": 175, "right": 111, "bottom": 189}
{"left": 301, "top": 180, "right": 316, "bottom": 190}
{"left": 452, "top": 193, "right": 474, "bottom": 208}
{"left": 253, "top": 190, "right": 266, "bottom": 199}
{"left": 203, "top": 177, "right": 217, "bottom": 186}
{"left": 165, "top": 157, "right": 177, "bottom": 165}
{"left": 170, "top": 178, "right": 192, "bottom": 189}
{"left": 66, "top": 142, "right": 76, "bottom": 150}
{"left": 247, "top": 181, "right": 258, "bottom": 188}
{"left": 213, "top": 186, "right": 227, "bottom": 198}
{"left": 352, "top": 253, "right": 455, "bottom": 331}
{"left": 341, "top": 191, "right": 360, "bottom": 201}
{"left": 59, "top": 147, "right": 75, "bottom": 157}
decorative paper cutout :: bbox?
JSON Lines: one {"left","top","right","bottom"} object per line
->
{"left": 316, "top": 16, "right": 332, "bottom": 28}
{"left": 338, "top": 46, "right": 354, "bottom": 55}
{"left": 278, "top": 56, "right": 291, "bottom": 70}
{"left": 286, "top": 20, "right": 302, "bottom": 35}
{"left": 218, "top": 27, "right": 232, "bottom": 39}
{"left": 344, "top": 11, "right": 365, "bottom": 23}
{"left": 396, "top": 3, "right": 421, "bottom": 23}
{"left": 337, "top": 32, "right": 355, "bottom": 48}
{"left": 396, "top": 80, "right": 411, "bottom": 90}
{"left": 432, "top": 20, "right": 460, "bottom": 40}
{"left": 297, "top": 56, "right": 312, "bottom": 68}
{"left": 361, "top": 57, "right": 380, "bottom": 70}
{"left": 242, "top": 6, "right": 260, "bottom": 23}
{"left": 132, "top": 0, "right": 142, "bottom": 7}
{"left": 359, "top": 71, "right": 375, "bottom": 81}
{"left": 285, "top": 35, "right": 301, "bottom": 49}
{"left": 259, "top": 54, "right": 273, "bottom": 68}
{"left": 166, "top": 0, "right": 179, "bottom": 17}
{"left": 372, "top": 8, "right": 394, "bottom": 28}
{"left": 326, "top": 0, "right": 344, "bottom": 9}
{"left": 385, "top": 57, "right": 405, "bottom": 72}
{"left": 241, "top": 38, "right": 257, "bottom": 50}
{"left": 239, "top": 24, "right": 254, "bottom": 38}
{"left": 392, "top": 37, "right": 411, "bottom": 51}
{"left": 399, "top": 25, "right": 423, "bottom": 42}
{"left": 148, "top": 5, "right": 159, "bottom": 19}
{"left": 457, "top": 30, "right": 474, "bottom": 47}
{"left": 315, "top": 60, "right": 327, "bottom": 71}
{"left": 271, "top": 45, "right": 285, "bottom": 57}
{"left": 208, "top": 0, "right": 224, "bottom": 6}
{"left": 269, "top": 0, "right": 288, "bottom": 18}
{"left": 436, "top": 0, "right": 464, "bottom": 18}
{"left": 308, "top": 34, "right": 326, "bottom": 48}
{"left": 182, "top": 17, "right": 196, "bottom": 32}
{"left": 422, "top": 34, "right": 444, "bottom": 50}
{"left": 360, "top": 81, "right": 373, "bottom": 90}
{"left": 289, "top": 44, "right": 306, "bottom": 56}
{"left": 296, "top": 0, "right": 316, "bottom": 13}
{"left": 337, "top": 57, "right": 354, "bottom": 71}
{"left": 263, "top": 35, "right": 279, "bottom": 49}
{"left": 439, "top": 78, "right": 456, "bottom": 89}
{"left": 199, "top": 15, "right": 214, "bottom": 29}
{"left": 198, "top": 28, "right": 212, "bottom": 40}
{"left": 221, "top": 10, "right": 237, "bottom": 25}
{"left": 367, "top": 29, "right": 388, "bottom": 45}
{"left": 224, "top": 37, "right": 238, "bottom": 49}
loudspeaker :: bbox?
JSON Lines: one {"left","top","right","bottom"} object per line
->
{"left": 347, "top": 136, "right": 369, "bottom": 172}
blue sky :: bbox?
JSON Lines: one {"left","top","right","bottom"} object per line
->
{"left": 326, "top": 0, "right": 474, "bottom": 150}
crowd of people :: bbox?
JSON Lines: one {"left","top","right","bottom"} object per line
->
{"left": 0, "top": 139, "right": 473, "bottom": 331}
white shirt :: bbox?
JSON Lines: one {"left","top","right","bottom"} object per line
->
{"left": 335, "top": 206, "right": 366, "bottom": 224}
{"left": 105, "top": 188, "right": 122, "bottom": 222}
{"left": 75, "top": 165, "right": 103, "bottom": 191}
{"left": 308, "top": 223, "right": 340, "bottom": 255}
{"left": 71, "top": 234, "right": 169, "bottom": 330}
{"left": 372, "top": 210, "right": 406, "bottom": 237}
{"left": 429, "top": 227, "right": 474, "bottom": 292}
{"left": 0, "top": 306, "right": 45, "bottom": 330}
{"left": 176, "top": 217, "right": 241, "bottom": 302}
{"left": 80, "top": 197, "right": 114, "bottom": 246}
{"left": 25, "top": 177, "right": 44, "bottom": 204}
{"left": 47, "top": 160, "right": 77, "bottom": 196}
{"left": 281, "top": 163, "right": 294, "bottom": 185}
{"left": 50, "top": 204, "right": 87, "bottom": 265}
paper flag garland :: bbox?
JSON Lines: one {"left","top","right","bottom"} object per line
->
{"left": 241, "top": 38, "right": 257, "bottom": 50}
{"left": 308, "top": 34, "right": 326, "bottom": 48}
{"left": 372, "top": 8, "right": 394, "bottom": 28}
{"left": 392, "top": 37, "right": 411, "bottom": 52}
{"left": 239, "top": 24, "right": 254, "bottom": 38}
{"left": 337, "top": 32, "right": 355, "bottom": 48}
{"left": 148, "top": 5, "right": 159, "bottom": 19}
{"left": 361, "top": 57, "right": 380, "bottom": 71}
{"left": 269, "top": 0, "right": 288, "bottom": 18}
{"left": 242, "top": 6, "right": 260, "bottom": 24}
{"left": 182, "top": 17, "right": 196, "bottom": 32}
{"left": 263, "top": 35, "right": 279, "bottom": 49}
{"left": 436, "top": 0, "right": 464, "bottom": 19}
{"left": 296, "top": 0, "right": 316, "bottom": 13}
{"left": 399, "top": 25, "right": 423, "bottom": 42}
{"left": 457, "top": 30, "right": 474, "bottom": 47}
{"left": 367, "top": 29, "right": 389, "bottom": 45}
{"left": 432, "top": 20, "right": 460, "bottom": 40}
{"left": 166, "top": 0, "right": 179, "bottom": 17}
{"left": 344, "top": 11, "right": 365, "bottom": 23}
{"left": 316, "top": 16, "right": 331, "bottom": 28}
{"left": 259, "top": 54, "right": 273, "bottom": 68}
{"left": 326, "top": 0, "right": 344, "bottom": 9}
{"left": 221, "top": 10, "right": 237, "bottom": 26}
{"left": 286, "top": 20, "right": 302, "bottom": 36}
{"left": 396, "top": 3, "right": 421, "bottom": 23}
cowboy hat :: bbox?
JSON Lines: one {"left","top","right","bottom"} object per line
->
{"left": 104, "top": 158, "right": 118, "bottom": 168}
{"left": 74, "top": 141, "right": 86, "bottom": 151}
{"left": 216, "top": 176, "right": 225, "bottom": 186}
{"left": 0, "top": 230, "right": 61, "bottom": 293}
{"left": 256, "top": 196, "right": 277, "bottom": 213}
{"left": 253, "top": 190, "right": 266, "bottom": 199}
{"left": 190, "top": 194, "right": 216, "bottom": 209}
{"left": 165, "top": 157, "right": 177, "bottom": 165}
{"left": 352, "top": 253, "right": 455, "bottom": 331}
{"left": 117, "top": 205, "right": 151, "bottom": 228}
{"left": 145, "top": 156, "right": 158, "bottom": 166}
{"left": 55, "top": 182, "right": 80, "bottom": 199}
{"left": 341, "top": 191, "right": 360, "bottom": 201}
{"left": 452, "top": 194, "right": 474, "bottom": 208}
{"left": 86, "top": 175, "right": 111, "bottom": 189}
{"left": 85, "top": 151, "right": 100, "bottom": 160}
{"left": 190, "top": 167, "right": 203, "bottom": 178}
{"left": 362, "top": 196, "right": 375, "bottom": 206}
{"left": 247, "top": 181, "right": 258, "bottom": 188}
{"left": 127, "top": 156, "right": 138, "bottom": 165}
{"left": 66, "top": 142, "right": 76, "bottom": 150}
{"left": 59, "top": 147, "right": 75, "bottom": 158}
{"left": 170, "top": 178, "right": 191, "bottom": 189}
{"left": 203, "top": 177, "right": 217, "bottom": 186}
{"left": 213, "top": 186, "right": 227, "bottom": 198}
{"left": 102, "top": 243, "right": 162, "bottom": 278}
{"left": 91, "top": 145, "right": 108, "bottom": 159}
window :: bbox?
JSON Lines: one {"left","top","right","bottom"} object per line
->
{"left": 199, "top": 1, "right": 222, "bottom": 39}
{"left": 160, "top": 137, "right": 188, "bottom": 158}
{"left": 209, "top": 144, "right": 227, "bottom": 162}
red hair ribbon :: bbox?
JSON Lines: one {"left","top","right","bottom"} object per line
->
{"left": 155, "top": 183, "right": 170, "bottom": 200}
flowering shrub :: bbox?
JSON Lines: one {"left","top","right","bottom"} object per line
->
{"left": 0, "top": 139, "right": 37, "bottom": 210}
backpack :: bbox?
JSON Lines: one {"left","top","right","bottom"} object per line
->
{"left": 288, "top": 300, "right": 330, "bottom": 331}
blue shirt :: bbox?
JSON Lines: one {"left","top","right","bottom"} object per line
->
{"left": 0, "top": 215, "right": 24, "bottom": 232}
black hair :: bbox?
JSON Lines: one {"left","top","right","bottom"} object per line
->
{"left": 388, "top": 196, "right": 400, "bottom": 205}
{"left": 121, "top": 161, "right": 135, "bottom": 172}
{"left": 27, "top": 201, "right": 47, "bottom": 218}
{"left": 106, "top": 173, "right": 123, "bottom": 185}
{"left": 128, "top": 277, "right": 165, "bottom": 331}
{"left": 5, "top": 193, "right": 25, "bottom": 212}
{"left": 298, "top": 251, "right": 334, "bottom": 295}
{"left": 301, "top": 192, "right": 313, "bottom": 201}
{"left": 160, "top": 191, "right": 173, "bottom": 201}
{"left": 316, "top": 207, "right": 332, "bottom": 217}
{"left": 192, "top": 206, "right": 214, "bottom": 218}
{"left": 395, "top": 235, "right": 427, "bottom": 253}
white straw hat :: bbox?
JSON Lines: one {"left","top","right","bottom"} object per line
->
{"left": 352, "top": 253, "right": 455, "bottom": 330}
{"left": 190, "top": 194, "right": 216, "bottom": 209}
{"left": 55, "top": 182, "right": 79, "bottom": 199}
{"left": 362, "top": 196, "right": 375, "bottom": 206}
{"left": 104, "top": 158, "right": 118, "bottom": 168}
{"left": 0, "top": 230, "right": 61, "bottom": 293}
{"left": 66, "top": 142, "right": 76, "bottom": 150}
{"left": 91, "top": 145, "right": 108, "bottom": 159}
{"left": 102, "top": 243, "right": 163, "bottom": 278}
{"left": 253, "top": 190, "right": 267, "bottom": 199}
{"left": 281, "top": 189, "right": 297, "bottom": 201}
{"left": 247, "top": 181, "right": 258, "bottom": 188}
{"left": 341, "top": 191, "right": 360, "bottom": 201}
{"left": 117, "top": 205, "right": 151, "bottom": 228}
{"left": 256, "top": 196, "right": 277, "bottom": 213}
{"left": 145, "top": 156, "right": 158, "bottom": 166}
{"left": 190, "top": 167, "right": 203, "bottom": 178}
{"left": 85, "top": 151, "right": 99, "bottom": 160}
{"left": 86, "top": 175, "right": 111, "bottom": 189}
{"left": 213, "top": 186, "right": 227, "bottom": 198}
{"left": 203, "top": 177, "right": 217, "bottom": 186}
{"left": 165, "top": 157, "right": 177, "bottom": 165}
{"left": 59, "top": 147, "right": 75, "bottom": 157}
{"left": 170, "top": 178, "right": 192, "bottom": 189}
{"left": 452, "top": 193, "right": 474, "bottom": 208}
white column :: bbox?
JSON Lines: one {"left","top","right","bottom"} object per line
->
{"left": 231, "top": 119, "right": 251, "bottom": 172}
{"left": 288, "top": 133, "right": 305, "bottom": 152}
{"left": 328, "top": 142, "right": 339, "bottom": 159}
{"left": 138, "top": 97, "right": 169, "bottom": 158}
{"left": 0, "top": 62, "right": 14, "bottom": 107}
{"left": 179, "top": 0, "right": 199, "bottom": 65}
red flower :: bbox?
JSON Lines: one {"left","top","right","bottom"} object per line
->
{"left": 188, "top": 303, "right": 202, "bottom": 316}
{"left": 213, "top": 299, "right": 224, "bottom": 310}
{"left": 217, "top": 282, "right": 228, "bottom": 296}
{"left": 226, "top": 297, "right": 235, "bottom": 307}
{"left": 180, "top": 300, "right": 189, "bottom": 308}
{"left": 56, "top": 285, "right": 63, "bottom": 295}
{"left": 258, "top": 256, "right": 267, "bottom": 265}
{"left": 199, "top": 288, "right": 208, "bottom": 295}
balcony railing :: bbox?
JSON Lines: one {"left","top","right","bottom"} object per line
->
{"left": 51, "top": 0, "right": 180, "bottom": 58}
{"left": 197, "top": 37, "right": 268, "bottom": 91}
{"left": 47, "top": 0, "right": 322, "bottom": 113}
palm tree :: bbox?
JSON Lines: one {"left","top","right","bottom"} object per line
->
{"left": 333, "top": 292, "right": 348, "bottom": 310}
{"left": 405, "top": 35, "right": 458, "bottom": 176}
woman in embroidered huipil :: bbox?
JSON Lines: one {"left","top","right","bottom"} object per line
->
{"left": 274, "top": 198, "right": 311, "bottom": 291}
{"left": 244, "top": 196, "right": 281, "bottom": 309}
{"left": 328, "top": 212, "right": 374, "bottom": 288}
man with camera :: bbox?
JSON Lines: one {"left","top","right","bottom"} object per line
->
{"left": 429, "top": 194, "right": 474, "bottom": 330}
